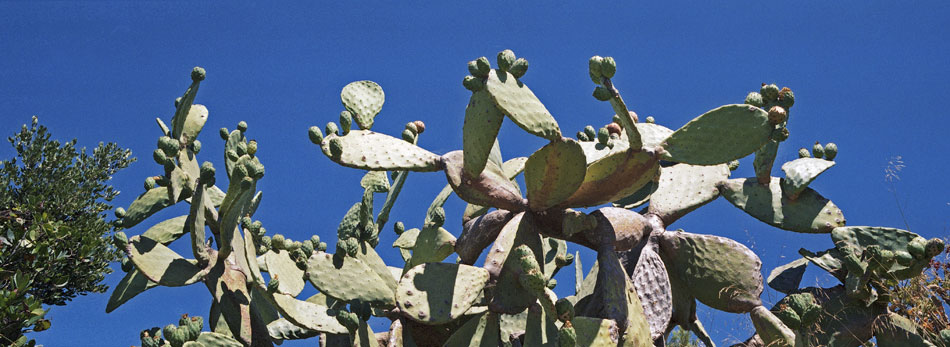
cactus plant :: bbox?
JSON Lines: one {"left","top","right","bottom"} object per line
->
{"left": 108, "top": 55, "right": 946, "bottom": 347}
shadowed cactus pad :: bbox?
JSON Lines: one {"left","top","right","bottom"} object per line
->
{"left": 396, "top": 262, "right": 489, "bottom": 325}
{"left": 719, "top": 177, "right": 846, "bottom": 233}
{"left": 524, "top": 139, "right": 587, "bottom": 211}
{"left": 485, "top": 69, "right": 561, "bottom": 140}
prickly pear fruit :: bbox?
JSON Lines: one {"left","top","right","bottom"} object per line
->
{"left": 597, "top": 127, "right": 609, "bottom": 145}
{"left": 774, "top": 305, "right": 801, "bottom": 330}
{"left": 163, "top": 324, "right": 188, "bottom": 347}
{"left": 282, "top": 239, "right": 295, "bottom": 252}
{"left": 339, "top": 111, "right": 353, "bottom": 135}
{"left": 584, "top": 125, "right": 597, "bottom": 140}
{"left": 601, "top": 57, "right": 616, "bottom": 78}
{"left": 767, "top": 106, "right": 787, "bottom": 125}
{"left": 798, "top": 148, "right": 810, "bottom": 158}
{"left": 336, "top": 311, "right": 360, "bottom": 332}
{"left": 246, "top": 140, "right": 258, "bottom": 156}
{"left": 907, "top": 237, "right": 927, "bottom": 259}
{"left": 310, "top": 235, "right": 321, "bottom": 245}
{"left": 121, "top": 256, "right": 133, "bottom": 272}
{"left": 404, "top": 122, "right": 418, "bottom": 135}
{"left": 394, "top": 221, "right": 405, "bottom": 235}
{"left": 926, "top": 238, "right": 945, "bottom": 258}
{"left": 268, "top": 276, "right": 280, "bottom": 293}
{"left": 645, "top": 116, "right": 655, "bottom": 124}
{"left": 402, "top": 129, "right": 415, "bottom": 142}
{"left": 144, "top": 176, "right": 156, "bottom": 190}
{"left": 153, "top": 149, "right": 168, "bottom": 165}
{"left": 559, "top": 321, "right": 577, "bottom": 347}
{"left": 467, "top": 60, "right": 479, "bottom": 77}
{"left": 555, "top": 298, "right": 575, "bottom": 322}
{"left": 191, "top": 66, "right": 206, "bottom": 82}
{"left": 426, "top": 207, "right": 446, "bottom": 228}
{"left": 612, "top": 114, "right": 622, "bottom": 125}
{"left": 141, "top": 329, "right": 163, "bottom": 347}
{"left": 301, "top": 240, "right": 314, "bottom": 256}
{"left": 413, "top": 121, "right": 426, "bottom": 134}
{"left": 462, "top": 75, "right": 484, "bottom": 91}
{"left": 113, "top": 231, "right": 128, "bottom": 248}
{"left": 249, "top": 220, "right": 263, "bottom": 234}
{"left": 555, "top": 253, "right": 574, "bottom": 267}
{"left": 219, "top": 128, "right": 229, "bottom": 141}
{"left": 158, "top": 136, "right": 180, "bottom": 156}
{"left": 340, "top": 237, "right": 359, "bottom": 257}
{"left": 589, "top": 56, "right": 604, "bottom": 83}
{"left": 261, "top": 235, "right": 272, "bottom": 248}
{"left": 328, "top": 138, "right": 344, "bottom": 158}
{"left": 114, "top": 207, "right": 127, "bottom": 219}
{"left": 325, "top": 122, "right": 339, "bottom": 137}
{"left": 497, "top": 49, "right": 516, "bottom": 72}
{"left": 307, "top": 126, "right": 325, "bottom": 145}
{"left": 771, "top": 127, "right": 790, "bottom": 142}
{"left": 226, "top": 149, "right": 239, "bottom": 162}
{"left": 760, "top": 83, "right": 780, "bottom": 102}
{"left": 606, "top": 123, "right": 621, "bottom": 135}
{"left": 235, "top": 141, "right": 248, "bottom": 156}
{"left": 592, "top": 86, "right": 612, "bottom": 101}
{"left": 317, "top": 241, "right": 328, "bottom": 252}
{"left": 271, "top": 234, "right": 286, "bottom": 250}
{"left": 474, "top": 57, "right": 491, "bottom": 78}
{"left": 509, "top": 58, "right": 529, "bottom": 78}
{"left": 812, "top": 142, "right": 824, "bottom": 159}
{"left": 728, "top": 160, "right": 740, "bottom": 171}
{"left": 745, "top": 92, "right": 765, "bottom": 107}
{"left": 777, "top": 87, "right": 795, "bottom": 109}
{"left": 576, "top": 131, "right": 589, "bottom": 141}
{"left": 190, "top": 140, "right": 201, "bottom": 154}
{"left": 547, "top": 279, "right": 557, "bottom": 289}
{"left": 824, "top": 142, "right": 838, "bottom": 160}
{"left": 184, "top": 315, "right": 202, "bottom": 341}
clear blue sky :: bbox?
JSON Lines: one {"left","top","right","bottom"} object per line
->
{"left": 2, "top": 2, "right": 949, "bottom": 346}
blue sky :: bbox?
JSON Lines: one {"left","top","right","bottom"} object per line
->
{"left": 2, "top": 2, "right": 949, "bottom": 346}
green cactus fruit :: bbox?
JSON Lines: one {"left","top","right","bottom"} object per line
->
{"left": 606, "top": 122, "right": 621, "bottom": 135}
{"left": 584, "top": 125, "right": 597, "bottom": 140}
{"left": 798, "top": 148, "right": 811, "bottom": 158}
{"left": 895, "top": 251, "right": 914, "bottom": 266}
{"left": 556, "top": 253, "right": 574, "bottom": 267}
{"left": 777, "top": 87, "right": 795, "bottom": 109}
{"left": 328, "top": 137, "right": 344, "bottom": 158}
{"left": 113, "top": 231, "right": 128, "bottom": 248}
{"left": 771, "top": 127, "right": 790, "bottom": 142}
{"left": 404, "top": 122, "right": 418, "bottom": 135}
{"left": 271, "top": 234, "right": 286, "bottom": 250}
{"left": 467, "top": 60, "right": 479, "bottom": 76}
{"left": 163, "top": 324, "right": 188, "bottom": 347}
{"left": 235, "top": 141, "right": 247, "bottom": 156}
{"left": 268, "top": 275, "right": 280, "bottom": 293}
{"left": 144, "top": 176, "right": 156, "bottom": 190}
{"left": 592, "top": 86, "right": 612, "bottom": 101}
{"left": 509, "top": 58, "right": 529, "bottom": 78}
{"left": 497, "top": 49, "right": 516, "bottom": 72}
{"left": 576, "top": 131, "right": 588, "bottom": 141}
{"left": 310, "top": 235, "right": 320, "bottom": 245}
{"left": 237, "top": 121, "right": 248, "bottom": 133}
{"left": 199, "top": 162, "right": 215, "bottom": 181}
{"left": 767, "top": 106, "right": 788, "bottom": 125}
{"left": 225, "top": 149, "right": 239, "bottom": 162}
{"left": 812, "top": 142, "right": 825, "bottom": 159}
{"left": 342, "top": 237, "right": 359, "bottom": 257}
{"left": 325, "top": 122, "right": 339, "bottom": 137}
{"left": 926, "top": 238, "right": 945, "bottom": 258}
{"left": 190, "top": 140, "right": 201, "bottom": 154}
{"left": 760, "top": 83, "right": 780, "bottom": 102}
{"left": 246, "top": 161, "right": 265, "bottom": 180}
{"left": 601, "top": 56, "right": 617, "bottom": 78}
{"left": 413, "top": 120, "right": 426, "bottom": 134}
{"left": 153, "top": 149, "right": 168, "bottom": 165}
{"left": 301, "top": 240, "right": 314, "bottom": 256}
{"left": 256, "top": 227, "right": 266, "bottom": 239}
{"left": 547, "top": 278, "right": 557, "bottom": 289}
{"left": 589, "top": 56, "right": 604, "bottom": 83}
{"left": 261, "top": 234, "right": 272, "bottom": 247}
{"left": 727, "top": 160, "right": 740, "bottom": 171}
{"left": 474, "top": 57, "right": 491, "bottom": 78}
{"left": 611, "top": 114, "right": 622, "bottom": 124}
{"left": 185, "top": 316, "right": 203, "bottom": 341}
{"left": 219, "top": 127, "right": 229, "bottom": 141}
{"left": 114, "top": 207, "right": 127, "bottom": 219}
{"left": 317, "top": 241, "right": 327, "bottom": 252}
{"left": 191, "top": 66, "right": 206, "bottom": 81}
{"left": 401, "top": 128, "right": 415, "bottom": 142}
{"left": 745, "top": 92, "right": 765, "bottom": 107}
{"left": 158, "top": 136, "right": 180, "bottom": 156}
{"left": 394, "top": 221, "right": 405, "bottom": 235}
{"left": 246, "top": 140, "right": 258, "bottom": 156}
{"left": 249, "top": 220, "right": 262, "bottom": 233}
{"left": 645, "top": 116, "right": 655, "bottom": 124}
{"left": 907, "top": 236, "right": 927, "bottom": 259}
{"left": 462, "top": 75, "right": 484, "bottom": 91}
{"left": 282, "top": 238, "right": 295, "bottom": 251}
{"left": 597, "top": 127, "right": 609, "bottom": 145}
{"left": 774, "top": 306, "right": 801, "bottom": 330}
{"left": 339, "top": 110, "right": 353, "bottom": 135}
{"left": 824, "top": 142, "right": 838, "bottom": 160}
{"left": 336, "top": 311, "right": 360, "bottom": 332}
{"left": 558, "top": 322, "right": 577, "bottom": 347}
{"left": 240, "top": 216, "right": 251, "bottom": 228}
{"left": 140, "top": 329, "right": 163, "bottom": 347}
{"left": 308, "top": 126, "right": 324, "bottom": 145}
{"left": 555, "top": 298, "right": 575, "bottom": 322}
{"left": 120, "top": 256, "right": 133, "bottom": 272}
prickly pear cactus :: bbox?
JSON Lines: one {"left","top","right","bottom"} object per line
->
{"left": 108, "top": 54, "right": 941, "bottom": 347}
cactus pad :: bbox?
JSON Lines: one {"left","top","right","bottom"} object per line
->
{"left": 263, "top": 251, "right": 306, "bottom": 296}
{"left": 631, "top": 247, "right": 673, "bottom": 340}
{"left": 484, "top": 213, "right": 544, "bottom": 314}
{"left": 635, "top": 123, "right": 674, "bottom": 149}
{"left": 404, "top": 226, "right": 457, "bottom": 270}
{"left": 320, "top": 131, "right": 442, "bottom": 172}
{"left": 753, "top": 140, "right": 779, "bottom": 184}
{"left": 443, "top": 151, "right": 527, "bottom": 211}
{"left": 396, "top": 262, "right": 489, "bottom": 324}
{"left": 719, "top": 177, "right": 846, "bottom": 233}
{"left": 443, "top": 312, "right": 500, "bottom": 346}
{"left": 121, "top": 187, "right": 175, "bottom": 228}
{"left": 659, "top": 104, "right": 772, "bottom": 165}
{"left": 571, "top": 317, "right": 620, "bottom": 346}
{"left": 559, "top": 149, "right": 659, "bottom": 208}
{"left": 485, "top": 70, "right": 561, "bottom": 140}
{"left": 780, "top": 158, "right": 835, "bottom": 200}
{"left": 269, "top": 293, "right": 348, "bottom": 334}
{"left": 463, "top": 90, "right": 506, "bottom": 177}
{"left": 340, "top": 81, "right": 384, "bottom": 130}
{"left": 359, "top": 171, "right": 390, "bottom": 193}
{"left": 127, "top": 236, "right": 205, "bottom": 287}
{"left": 106, "top": 269, "right": 158, "bottom": 313}
{"left": 305, "top": 252, "right": 395, "bottom": 307}
{"left": 647, "top": 163, "right": 730, "bottom": 226}
{"left": 656, "top": 230, "right": 763, "bottom": 313}
{"left": 750, "top": 306, "right": 796, "bottom": 347}
{"left": 524, "top": 139, "right": 587, "bottom": 211}
{"left": 767, "top": 258, "right": 809, "bottom": 294}
{"left": 142, "top": 216, "right": 189, "bottom": 245}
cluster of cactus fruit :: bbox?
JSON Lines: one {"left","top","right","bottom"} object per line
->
{"left": 108, "top": 51, "right": 950, "bottom": 347}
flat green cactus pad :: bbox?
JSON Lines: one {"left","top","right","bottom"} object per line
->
{"left": 485, "top": 70, "right": 561, "bottom": 140}
{"left": 195, "top": 332, "right": 242, "bottom": 347}
{"left": 340, "top": 80, "right": 384, "bottom": 130}
{"left": 635, "top": 122, "right": 674, "bottom": 149}
{"left": 483, "top": 213, "right": 544, "bottom": 314}
{"left": 270, "top": 293, "right": 348, "bottom": 335}
{"left": 443, "top": 151, "right": 527, "bottom": 211}
{"left": 443, "top": 312, "right": 500, "bottom": 347}
{"left": 798, "top": 248, "right": 845, "bottom": 280}
{"left": 392, "top": 227, "right": 420, "bottom": 250}
{"left": 797, "top": 289, "right": 876, "bottom": 346}
{"left": 560, "top": 149, "right": 659, "bottom": 208}
{"left": 142, "top": 215, "right": 188, "bottom": 245}
{"left": 656, "top": 230, "right": 763, "bottom": 313}
{"left": 648, "top": 163, "right": 730, "bottom": 226}
{"left": 320, "top": 130, "right": 442, "bottom": 172}
{"left": 719, "top": 177, "right": 846, "bottom": 233}
{"left": 171, "top": 79, "right": 201, "bottom": 142}
{"left": 524, "top": 139, "right": 587, "bottom": 211}
{"left": 396, "top": 263, "right": 489, "bottom": 325}
{"left": 780, "top": 158, "right": 835, "bottom": 200}
{"left": 572, "top": 317, "right": 620, "bottom": 347}
{"left": 541, "top": 237, "right": 568, "bottom": 277}
{"left": 121, "top": 187, "right": 174, "bottom": 228}
{"left": 503, "top": 156, "right": 528, "bottom": 178}
{"left": 753, "top": 140, "right": 779, "bottom": 184}
{"left": 874, "top": 313, "right": 932, "bottom": 347}
{"left": 463, "top": 90, "right": 506, "bottom": 177}
{"left": 523, "top": 304, "right": 560, "bottom": 346}
{"left": 223, "top": 129, "right": 244, "bottom": 179}
{"left": 106, "top": 269, "right": 157, "bottom": 313}
{"left": 262, "top": 251, "right": 305, "bottom": 296}
{"left": 611, "top": 179, "right": 658, "bottom": 209}
{"left": 354, "top": 242, "right": 398, "bottom": 293}
{"left": 360, "top": 171, "right": 390, "bottom": 193}
{"left": 831, "top": 226, "right": 922, "bottom": 255}
{"left": 750, "top": 306, "right": 796, "bottom": 347}
{"left": 266, "top": 318, "right": 319, "bottom": 341}
{"left": 578, "top": 140, "right": 628, "bottom": 165}
{"left": 767, "top": 258, "right": 809, "bottom": 295}
{"left": 660, "top": 104, "right": 771, "bottom": 165}
{"left": 404, "top": 226, "right": 456, "bottom": 270}
{"left": 127, "top": 236, "right": 205, "bottom": 287}
{"left": 631, "top": 247, "right": 672, "bottom": 340}
{"left": 179, "top": 104, "right": 208, "bottom": 145}
{"left": 305, "top": 252, "right": 395, "bottom": 307}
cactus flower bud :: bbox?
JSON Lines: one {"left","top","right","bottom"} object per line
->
{"left": 115, "top": 207, "right": 127, "bottom": 218}
{"left": 497, "top": 49, "right": 516, "bottom": 72}
{"left": 589, "top": 56, "right": 604, "bottom": 83}
{"left": 474, "top": 57, "right": 491, "bottom": 78}
{"left": 462, "top": 75, "right": 484, "bottom": 91}
{"left": 394, "top": 221, "right": 405, "bottom": 235}
{"left": 555, "top": 298, "right": 575, "bottom": 322}
{"left": 597, "top": 127, "right": 609, "bottom": 145}
{"left": 153, "top": 149, "right": 168, "bottom": 165}
{"left": 237, "top": 121, "right": 248, "bottom": 133}
{"left": 767, "top": 106, "right": 788, "bottom": 125}
{"left": 191, "top": 66, "right": 206, "bottom": 82}
{"left": 798, "top": 148, "right": 811, "bottom": 158}
{"left": 812, "top": 142, "right": 824, "bottom": 159}
{"left": 308, "top": 126, "right": 324, "bottom": 145}
{"left": 824, "top": 143, "right": 838, "bottom": 160}
{"left": 271, "top": 234, "right": 286, "bottom": 250}
{"left": 219, "top": 127, "right": 229, "bottom": 141}
{"left": 592, "top": 86, "right": 612, "bottom": 101}
{"left": 745, "top": 92, "right": 765, "bottom": 107}
{"left": 325, "top": 122, "right": 339, "bottom": 137}
{"left": 402, "top": 129, "right": 415, "bottom": 143}
{"left": 144, "top": 176, "right": 157, "bottom": 190}
{"left": 339, "top": 111, "right": 353, "bottom": 135}
{"left": 246, "top": 140, "right": 258, "bottom": 156}
{"left": 509, "top": 58, "right": 529, "bottom": 78}
{"left": 760, "top": 83, "right": 780, "bottom": 102}
{"left": 601, "top": 57, "right": 616, "bottom": 78}
{"left": 413, "top": 121, "right": 426, "bottom": 134}
{"left": 113, "top": 231, "right": 128, "bottom": 248}
{"left": 558, "top": 321, "right": 577, "bottom": 347}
